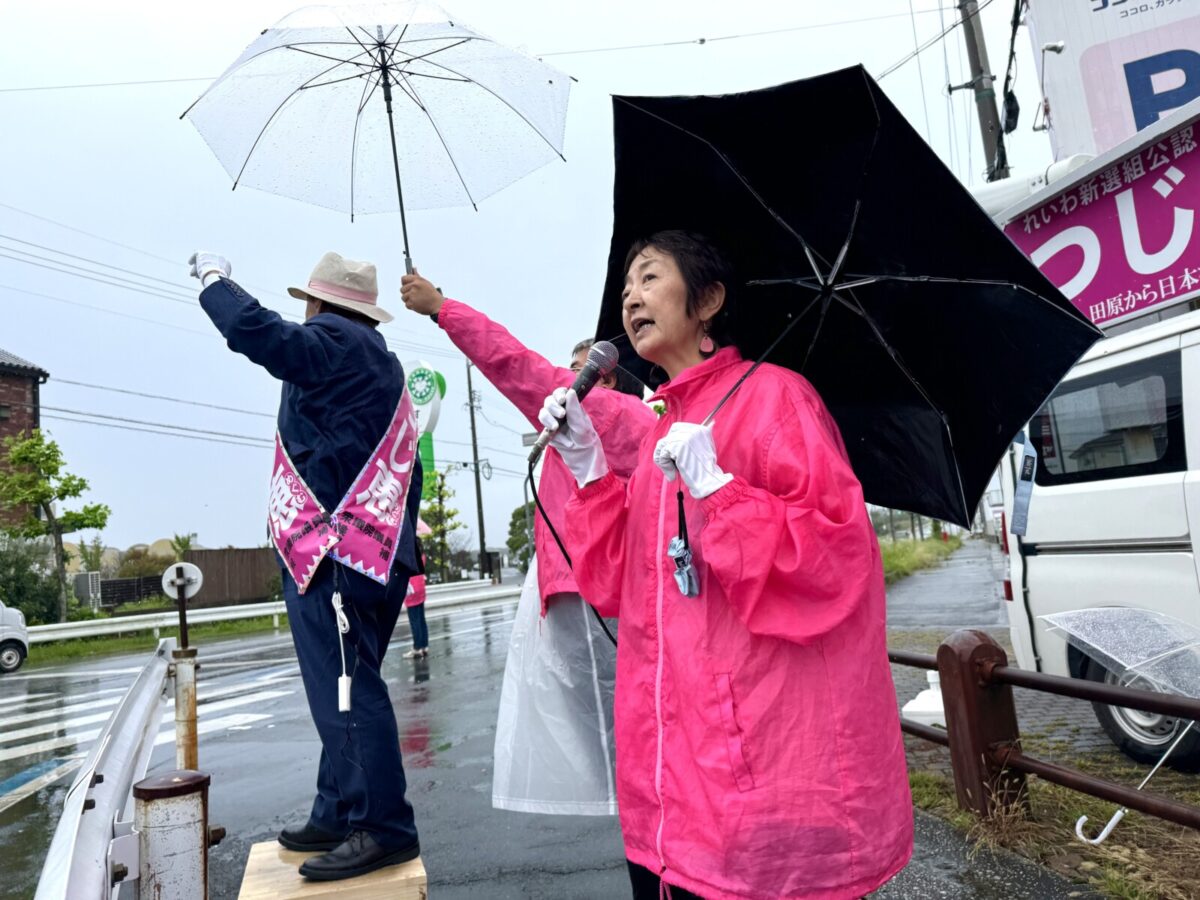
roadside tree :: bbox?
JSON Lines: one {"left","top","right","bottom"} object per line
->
{"left": 506, "top": 501, "right": 535, "bottom": 574}
{"left": 170, "top": 532, "right": 197, "bottom": 561}
{"left": 0, "top": 430, "right": 110, "bottom": 622}
{"left": 0, "top": 534, "right": 59, "bottom": 625}
{"left": 420, "top": 469, "right": 465, "bottom": 582}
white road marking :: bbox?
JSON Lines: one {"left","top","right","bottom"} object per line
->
{"left": 151, "top": 713, "right": 271, "bottom": 746}
{"left": 0, "top": 689, "right": 291, "bottom": 764}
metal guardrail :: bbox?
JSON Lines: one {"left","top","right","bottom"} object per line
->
{"left": 890, "top": 630, "right": 1200, "bottom": 832}
{"left": 29, "top": 579, "right": 517, "bottom": 644}
{"left": 34, "top": 638, "right": 176, "bottom": 900}
{"left": 31, "top": 579, "right": 524, "bottom": 897}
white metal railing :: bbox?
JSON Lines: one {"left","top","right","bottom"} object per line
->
{"left": 29, "top": 579, "right": 520, "bottom": 644}
{"left": 34, "top": 638, "right": 176, "bottom": 900}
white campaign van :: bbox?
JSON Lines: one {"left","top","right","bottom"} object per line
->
{"left": 0, "top": 599, "right": 29, "bottom": 673}
{"left": 1000, "top": 309, "right": 1200, "bottom": 767}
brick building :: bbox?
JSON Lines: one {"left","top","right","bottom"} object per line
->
{"left": 0, "top": 347, "right": 49, "bottom": 527}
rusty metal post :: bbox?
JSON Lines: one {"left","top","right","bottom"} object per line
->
{"left": 937, "top": 629, "right": 1029, "bottom": 818}
{"left": 134, "top": 771, "right": 211, "bottom": 899}
{"left": 173, "top": 649, "right": 199, "bottom": 770}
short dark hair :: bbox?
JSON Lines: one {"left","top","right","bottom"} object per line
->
{"left": 623, "top": 230, "right": 737, "bottom": 348}
{"left": 318, "top": 300, "right": 380, "bottom": 329}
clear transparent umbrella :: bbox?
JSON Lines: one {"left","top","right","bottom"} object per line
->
{"left": 182, "top": 1, "right": 572, "bottom": 272}
{"left": 1041, "top": 607, "right": 1199, "bottom": 844}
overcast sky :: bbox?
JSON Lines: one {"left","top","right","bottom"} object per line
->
{"left": 0, "top": 0, "right": 1053, "bottom": 554}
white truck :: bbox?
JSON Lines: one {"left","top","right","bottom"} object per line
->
{"left": 0, "top": 599, "right": 29, "bottom": 673}
{"left": 992, "top": 99, "right": 1200, "bottom": 768}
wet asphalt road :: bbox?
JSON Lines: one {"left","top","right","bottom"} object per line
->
{"left": 2, "top": 543, "right": 1094, "bottom": 899}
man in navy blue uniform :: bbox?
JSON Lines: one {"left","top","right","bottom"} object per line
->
{"left": 190, "top": 250, "right": 423, "bottom": 881}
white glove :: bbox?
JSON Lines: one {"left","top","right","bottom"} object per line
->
{"left": 188, "top": 251, "right": 231, "bottom": 288}
{"left": 654, "top": 422, "right": 733, "bottom": 500}
{"left": 538, "top": 387, "right": 609, "bottom": 488}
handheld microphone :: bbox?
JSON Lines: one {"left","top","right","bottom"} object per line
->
{"left": 528, "top": 340, "right": 619, "bottom": 464}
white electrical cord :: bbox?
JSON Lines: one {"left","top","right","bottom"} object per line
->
{"left": 332, "top": 591, "right": 352, "bottom": 712}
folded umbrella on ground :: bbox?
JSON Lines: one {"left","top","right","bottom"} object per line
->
{"left": 1042, "top": 607, "right": 1200, "bottom": 843}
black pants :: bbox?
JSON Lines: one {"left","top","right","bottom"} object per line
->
{"left": 283, "top": 563, "right": 418, "bottom": 851}
{"left": 627, "top": 861, "right": 706, "bottom": 899}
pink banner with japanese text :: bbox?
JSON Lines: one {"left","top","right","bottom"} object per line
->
{"left": 1004, "top": 119, "right": 1200, "bottom": 328}
{"left": 269, "top": 440, "right": 339, "bottom": 593}
{"left": 268, "top": 387, "right": 418, "bottom": 593}
{"left": 328, "top": 388, "right": 418, "bottom": 583}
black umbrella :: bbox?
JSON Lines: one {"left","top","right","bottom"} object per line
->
{"left": 595, "top": 66, "right": 1102, "bottom": 527}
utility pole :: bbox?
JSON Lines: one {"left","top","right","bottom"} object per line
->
{"left": 465, "top": 361, "right": 488, "bottom": 579}
{"left": 958, "top": 0, "right": 1009, "bottom": 181}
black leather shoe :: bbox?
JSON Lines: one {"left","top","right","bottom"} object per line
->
{"left": 278, "top": 821, "right": 348, "bottom": 852}
{"left": 299, "top": 831, "right": 420, "bottom": 881}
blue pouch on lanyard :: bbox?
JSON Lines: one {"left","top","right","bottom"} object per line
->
{"left": 1010, "top": 431, "right": 1037, "bottom": 537}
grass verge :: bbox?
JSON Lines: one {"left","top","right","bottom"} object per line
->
{"left": 879, "top": 534, "right": 963, "bottom": 583}
{"left": 908, "top": 764, "right": 1200, "bottom": 899}
{"left": 28, "top": 615, "right": 289, "bottom": 666}
{"left": 894, "top": 625, "right": 1200, "bottom": 899}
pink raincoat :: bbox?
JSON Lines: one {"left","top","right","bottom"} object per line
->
{"left": 565, "top": 347, "right": 913, "bottom": 900}
{"left": 437, "top": 298, "right": 656, "bottom": 609}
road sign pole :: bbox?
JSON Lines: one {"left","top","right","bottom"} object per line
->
{"left": 164, "top": 563, "right": 204, "bottom": 772}
{"left": 175, "top": 564, "right": 190, "bottom": 651}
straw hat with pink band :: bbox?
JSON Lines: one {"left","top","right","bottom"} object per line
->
{"left": 288, "top": 251, "right": 394, "bottom": 324}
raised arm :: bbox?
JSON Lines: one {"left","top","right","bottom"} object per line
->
{"left": 199, "top": 278, "right": 346, "bottom": 388}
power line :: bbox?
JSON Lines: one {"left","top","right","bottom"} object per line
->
{"left": 538, "top": 9, "right": 953, "bottom": 57}
{"left": 0, "top": 76, "right": 213, "bottom": 93}
{"left": 878, "top": 0, "right": 996, "bottom": 80}
{"left": 41, "top": 373, "right": 526, "bottom": 455}
{"left": 0, "top": 201, "right": 465, "bottom": 361}
{"left": 0, "top": 239, "right": 463, "bottom": 362}
{"left": 37, "top": 404, "right": 273, "bottom": 444}
{"left": 0, "top": 250, "right": 197, "bottom": 306}
{"left": 0, "top": 233, "right": 199, "bottom": 294}
{"left": 0, "top": 201, "right": 180, "bottom": 267}
{"left": 52, "top": 378, "right": 275, "bottom": 419}
{"left": 477, "top": 407, "right": 526, "bottom": 437}
{"left": 938, "top": 3, "right": 959, "bottom": 178}
{"left": 908, "top": 0, "right": 933, "bottom": 145}
{"left": 0, "top": 8, "right": 960, "bottom": 92}
{"left": 0, "top": 282, "right": 214, "bottom": 337}
{"left": 41, "top": 414, "right": 270, "bottom": 450}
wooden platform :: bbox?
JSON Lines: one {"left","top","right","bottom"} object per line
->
{"left": 237, "top": 841, "right": 427, "bottom": 900}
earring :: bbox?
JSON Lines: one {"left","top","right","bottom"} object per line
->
{"left": 699, "top": 322, "right": 715, "bottom": 354}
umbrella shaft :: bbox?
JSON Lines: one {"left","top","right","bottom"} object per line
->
{"left": 379, "top": 64, "right": 414, "bottom": 274}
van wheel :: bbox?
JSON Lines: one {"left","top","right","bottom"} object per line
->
{"left": 0, "top": 641, "right": 25, "bottom": 674}
{"left": 1084, "top": 658, "right": 1200, "bottom": 771}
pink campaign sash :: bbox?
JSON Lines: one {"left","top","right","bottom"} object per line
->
{"left": 268, "top": 387, "right": 418, "bottom": 594}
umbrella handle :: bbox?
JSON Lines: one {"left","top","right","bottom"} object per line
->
{"left": 1075, "top": 809, "right": 1125, "bottom": 845}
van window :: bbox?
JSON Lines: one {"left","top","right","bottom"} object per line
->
{"left": 1030, "top": 351, "right": 1184, "bottom": 486}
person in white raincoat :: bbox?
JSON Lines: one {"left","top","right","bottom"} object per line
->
{"left": 399, "top": 273, "right": 656, "bottom": 813}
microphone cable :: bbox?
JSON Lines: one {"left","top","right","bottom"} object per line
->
{"left": 526, "top": 458, "right": 618, "bottom": 647}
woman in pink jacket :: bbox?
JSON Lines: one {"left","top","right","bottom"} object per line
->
{"left": 539, "top": 232, "right": 913, "bottom": 899}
